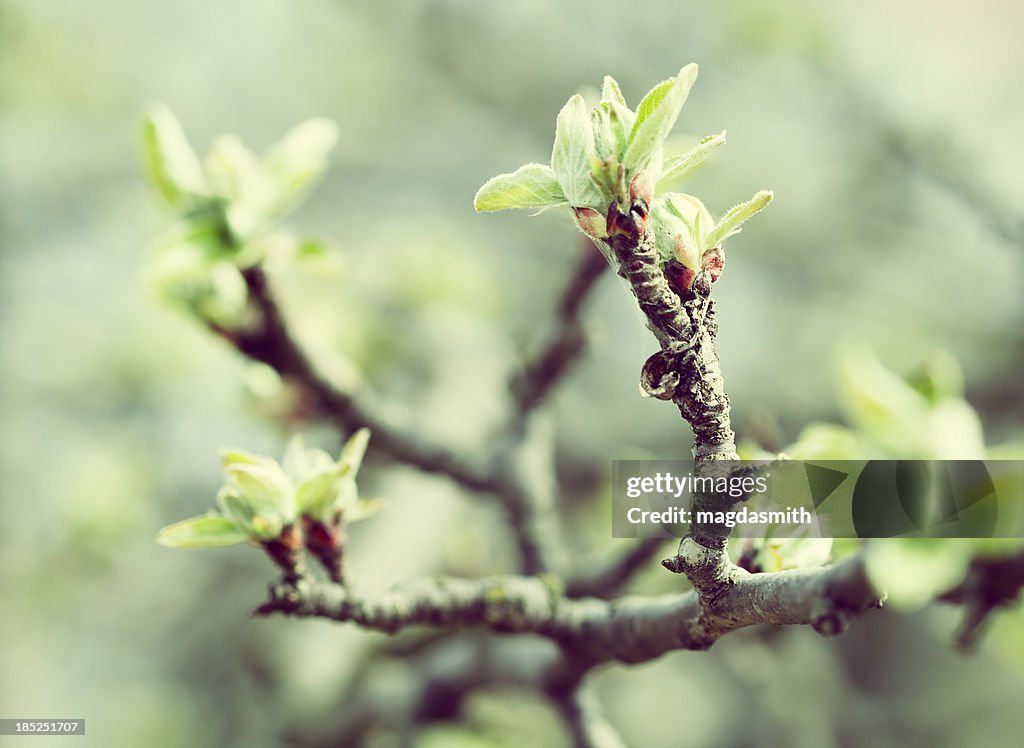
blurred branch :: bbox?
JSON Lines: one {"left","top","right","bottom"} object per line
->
{"left": 510, "top": 243, "right": 608, "bottom": 415}
{"left": 487, "top": 242, "right": 609, "bottom": 574}
{"left": 939, "top": 549, "right": 1024, "bottom": 650}
{"left": 213, "top": 266, "right": 496, "bottom": 492}
{"left": 839, "top": 78, "right": 1024, "bottom": 248}
{"left": 253, "top": 554, "right": 881, "bottom": 665}
{"left": 566, "top": 538, "right": 670, "bottom": 598}
{"left": 550, "top": 683, "right": 627, "bottom": 748}
{"left": 288, "top": 635, "right": 559, "bottom": 745}
{"left": 213, "top": 265, "right": 567, "bottom": 573}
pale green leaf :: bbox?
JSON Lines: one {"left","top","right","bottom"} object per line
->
{"left": 656, "top": 130, "right": 727, "bottom": 189}
{"left": 306, "top": 476, "right": 354, "bottom": 520}
{"left": 601, "top": 75, "right": 627, "bottom": 108}
{"left": 295, "top": 470, "right": 340, "bottom": 513}
{"left": 262, "top": 117, "right": 338, "bottom": 216}
{"left": 600, "top": 75, "right": 635, "bottom": 132}
{"left": 473, "top": 163, "right": 566, "bottom": 212}
{"left": 217, "top": 488, "right": 257, "bottom": 529}
{"left": 623, "top": 64, "right": 698, "bottom": 172}
{"left": 249, "top": 513, "right": 284, "bottom": 540}
{"left": 650, "top": 192, "right": 712, "bottom": 268}
{"left": 591, "top": 102, "right": 627, "bottom": 161}
{"left": 281, "top": 434, "right": 308, "bottom": 482}
{"left": 346, "top": 497, "right": 384, "bottom": 524}
{"left": 281, "top": 434, "right": 335, "bottom": 484}
{"left": 906, "top": 350, "right": 965, "bottom": 405}
{"left": 865, "top": 539, "right": 972, "bottom": 610}
{"left": 836, "top": 346, "right": 932, "bottom": 456}
{"left": 785, "top": 422, "right": 870, "bottom": 460}
{"left": 142, "top": 103, "right": 208, "bottom": 207}
{"left": 197, "top": 262, "right": 249, "bottom": 327}
{"left": 157, "top": 514, "right": 249, "bottom": 549}
{"left": 703, "top": 189, "right": 773, "bottom": 251}
{"left": 550, "top": 95, "right": 604, "bottom": 208}
{"left": 925, "top": 399, "right": 986, "bottom": 459}
{"left": 204, "top": 134, "right": 263, "bottom": 204}
{"left": 756, "top": 537, "right": 833, "bottom": 572}
{"left": 339, "top": 428, "right": 371, "bottom": 480}
{"left": 223, "top": 462, "right": 294, "bottom": 514}
{"left": 221, "top": 448, "right": 269, "bottom": 469}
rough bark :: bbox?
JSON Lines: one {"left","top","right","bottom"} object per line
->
{"left": 254, "top": 554, "right": 881, "bottom": 664}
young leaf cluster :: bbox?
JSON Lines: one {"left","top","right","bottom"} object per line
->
{"left": 156, "top": 430, "right": 379, "bottom": 552}
{"left": 473, "top": 66, "right": 773, "bottom": 273}
{"left": 142, "top": 105, "right": 338, "bottom": 326}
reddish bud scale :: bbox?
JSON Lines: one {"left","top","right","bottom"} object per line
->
{"left": 664, "top": 260, "right": 697, "bottom": 296}
{"left": 629, "top": 171, "right": 654, "bottom": 210}
{"left": 260, "top": 523, "right": 305, "bottom": 580}
{"left": 701, "top": 246, "right": 725, "bottom": 281}
{"left": 664, "top": 248, "right": 726, "bottom": 297}
{"left": 573, "top": 207, "right": 607, "bottom": 240}
{"left": 301, "top": 514, "right": 343, "bottom": 554}
{"left": 606, "top": 202, "right": 648, "bottom": 244}
{"left": 301, "top": 514, "right": 347, "bottom": 584}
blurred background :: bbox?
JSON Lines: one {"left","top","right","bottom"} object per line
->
{"left": 1, "top": 0, "right": 1022, "bottom": 745}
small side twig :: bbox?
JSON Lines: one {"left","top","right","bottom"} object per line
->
{"left": 252, "top": 553, "right": 881, "bottom": 665}
{"left": 550, "top": 682, "right": 628, "bottom": 748}
{"left": 510, "top": 242, "right": 608, "bottom": 415}
{"left": 211, "top": 266, "right": 497, "bottom": 493}
{"left": 939, "top": 550, "right": 1024, "bottom": 650}
{"left": 566, "top": 537, "right": 670, "bottom": 599}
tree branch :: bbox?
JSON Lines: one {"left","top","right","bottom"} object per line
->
{"left": 550, "top": 683, "right": 628, "bottom": 748}
{"left": 601, "top": 201, "right": 744, "bottom": 601}
{"left": 253, "top": 553, "right": 881, "bottom": 665}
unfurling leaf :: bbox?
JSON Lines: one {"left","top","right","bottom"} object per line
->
{"left": 623, "top": 64, "right": 698, "bottom": 173}
{"left": 223, "top": 462, "right": 294, "bottom": 514}
{"left": 142, "top": 103, "right": 208, "bottom": 207}
{"left": 865, "top": 539, "right": 972, "bottom": 610}
{"left": 473, "top": 163, "right": 566, "bottom": 212}
{"left": 157, "top": 514, "right": 249, "bottom": 549}
{"left": 601, "top": 75, "right": 628, "bottom": 109}
{"left": 550, "top": 95, "right": 604, "bottom": 208}
{"left": 650, "top": 192, "right": 713, "bottom": 269}
{"left": 703, "top": 189, "right": 773, "bottom": 250}
{"left": 657, "top": 130, "right": 727, "bottom": 189}
{"left": 263, "top": 117, "right": 339, "bottom": 216}
{"left": 339, "top": 428, "right": 371, "bottom": 479}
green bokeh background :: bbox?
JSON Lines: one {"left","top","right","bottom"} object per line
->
{"left": 1, "top": 1, "right": 1022, "bottom": 745}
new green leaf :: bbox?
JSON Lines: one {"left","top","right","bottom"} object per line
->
{"left": 601, "top": 75, "right": 628, "bottom": 109}
{"left": 623, "top": 64, "right": 698, "bottom": 172}
{"left": 142, "top": 103, "right": 208, "bottom": 207}
{"left": 157, "top": 514, "right": 249, "bottom": 549}
{"left": 473, "top": 163, "right": 566, "bottom": 212}
{"left": 703, "top": 189, "right": 773, "bottom": 250}
{"left": 263, "top": 117, "right": 339, "bottom": 216}
{"left": 339, "top": 427, "right": 371, "bottom": 479}
{"left": 865, "top": 539, "right": 971, "bottom": 610}
{"left": 550, "top": 95, "right": 603, "bottom": 208}
{"left": 657, "top": 130, "right": 727, "bottom": 190}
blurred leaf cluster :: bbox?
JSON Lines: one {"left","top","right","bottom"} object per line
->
{"left": 143, "top": 105, "right": 338, "bottom": 327}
